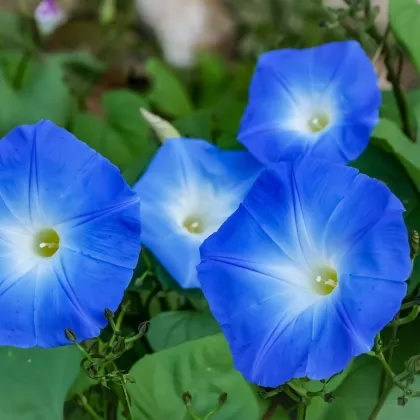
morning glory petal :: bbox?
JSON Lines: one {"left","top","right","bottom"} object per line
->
{"left": 0, "top": 121, "right": 141, "bottom": 347}
{"left": 323, "top": 174, "right": 404, "bottom": 263}
{"left": 238, "top": 41, "right": 380, "bottom": 164}
{"left": 198, "top": 157, "right": 410, "bottom": 386}
{"left": 0, "top": 269, "right": 37, "bottom": 347}
{"left": 339, "top": 210, "right": 411, "bottom": 281}
{"left": 32, "top": 249, "right": 134, "bottom": 347}
{"left": 134, "top": 138, "right": 262, "bottom": 288}
{"left": 304, "top": 296, "right": 367, "bottom": 379}
{"left": 337, "top": 274, "right": 407, "bottom": 347}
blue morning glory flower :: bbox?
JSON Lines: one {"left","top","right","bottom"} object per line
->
{"left": 0, "top": 121, "right": 141, "bottom": 348}
{"left": 238, "top": 41, "right": 380, "bottom": 164}
{"left": 133, "top": 138, "right": 262, "bottom": 289}
{"left": 198, "top": 157, "right": 410, "bottom": 386}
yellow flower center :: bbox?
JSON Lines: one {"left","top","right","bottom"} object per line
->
{"left": 307, "top": 112, "right": 330, "bottom": 133}
{"left": 313, "top": 266, "right": 338, "bottom": 296}
{"left": 183, "top": 216, "right": 204, "bottom": 234}
{"left": 33, "top": 228, "right": 60, "bottom": 258}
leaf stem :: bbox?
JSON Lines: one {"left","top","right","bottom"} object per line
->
{"left": 395, "top": 306, "right": 420, "bottom": 325}
{"left": 78, "top": 395, "right": 103, "bottom": 420}
{"left": 340, "top": 0, "right": 413, "bottom": 140}
{"left": 13, "top": 49, "right": 31, "bottom": 90}
{"left": 108, "top": 303, "right": 128, "bottom": 348}
{"left": 368, "top": 384, "right": 392, "bottom": 420}
{"left": 186, "top": 406, "right": 201, "bottom": 420}
{"left": 296, "top": 402, "right": 306, "bottom": 420}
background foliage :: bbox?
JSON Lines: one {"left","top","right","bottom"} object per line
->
{"left": 1, "top": 0, "right": 420, "bottom": 419}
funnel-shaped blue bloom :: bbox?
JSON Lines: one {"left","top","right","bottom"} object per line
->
{"left": 238, "top": 41, "right": 380, "bottom": 164}
{"left": 133, "top": 138, "right": 262, "bottom": 288}
{"left": 198, "top": 157, "right": 410, "bottom": 386}
{"left": 0, "top": 121, "right": 141, "bottom": 348}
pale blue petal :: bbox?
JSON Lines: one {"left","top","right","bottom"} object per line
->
{"left": 323, "top": 174, "right": 403, "bottom": 263}
{"left": 337, "top": 275, "right": 407, "bottom": 346}
{"left": 338, "top": 211, "right": 410, "bottom": 281}
{"left": 305, "top": 296, "right": 369, "bottom": 379}
{"left": 134, "top": 138, "right": 262, "bottom": 288}
{"left": 238, "top": 41, "right": 380, "bottom": 164}
{"left": 0, "top": 267, "right": 37, "bottom": 347}
{"left": 0, "top": 121, "right": 141, "bottom": 347}
{"left": 241, "top": 167, "right": 311, "bottom": 269}
{"left": 199, "top": 157, "right": 409, "bottom": 385}
{"left": 199, "top": 259, "right": 313, "bottom": 387}
{"left": 34, "top": 249, "right": 135, "bottom": 347}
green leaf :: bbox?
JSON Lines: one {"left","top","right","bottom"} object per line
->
{"left": 121, "top": 334, "right": 272, "bottom": 420}
{"left": 308, "top": 318, "right": 420, "bottom": 420}
{"left": 0, "top": 55, "right": 73, "bottom": 135}
{"left": 147, "top": 311, "right": 221, "bottom": 351}
{"left": 351, "top": 143, "right": 420, "bottom": 292}
{"left": 152, "top": 256, "right": 210, "bottom": 311}
{"left": 66, "top": 369, "right": 98, "bottom": 401}
{"left": 372, "top": 118, "right": 420, "bottom": 192}
{"left": 73, "top": 89, "right": 157, "bottom": 172}
{"left": 145, "top": 58, "right": 193, "bottom": 118}
{"left": 0, "top": 12, "right": 25, "bottom": 47}
{"left": 173, "top": 109, "right": 213, "bottom": 140}
{"left": 380, "top": 90, "right": 420, "bottom": 131}
{"left": 213, "top": 97, "right": 246, "bottom": 135}
{"left": 216, "top": 133, "right": 244, "bottom": 150}
{"left": 351, "top": 144, "right": 420, "bottom": 217}
{"left": 307, "top": 356, "right": 382, "bottom": 420}
{"left": 390, "top": 0, "right": 420, "bottom": 73}
{"left": 0, "top": 345, "right": 81, "bottom": 420}
{"left": 196, "top": 52, "right": 229, "bottom": 107}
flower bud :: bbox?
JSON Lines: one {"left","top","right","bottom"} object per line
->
{"left": 410, "top": 231, "right": 419, "bottom": 259}
{"left": 34, "top": 0, "right": 67, "bottom": 36}
{"left": 104, "top": 308, "right": 114, "bottom": 320}
{"left": 100, "top": 0, "right": 116, "bottom": 25}
{"left": 65, "top": 328, "right": 77, "bottom": 343}
{"left": 138, "top": 321, "right": 150, "bottom": 337}
{"left": 397, "top": 396, "right": 408, "bottom": 407}
{"left": 182, "top": 392, "right": 192, "bottom": 406}
{"left": 218, "top": 392, "right": 228, "bottom": 406}
{"left": 324, "top": 392, "right": 334, "bottom": 404}
{"left": 111, "top": 334, "right": 126, "bottom": 355}
{"left": 405, "top": 355, "right": 420, "bottom": 374}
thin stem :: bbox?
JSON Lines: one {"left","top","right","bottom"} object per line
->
{"left": 375, "top": 352, "right": 406, "bottom": 392}
{"left": 395, "top": 306, "right": 420, "bottom": 326}
{"left": 13, "top": 49, "right": 31, "bottom": 90}
{"left": 368, "top": 384, "right": 393, "bottom": 420}
{"left": 108, "top": 304, "right": 128, "bottom": 348}
{"left": 401, "top": 301, "right": 416, "bottom": 310}
{"left": 142, "top": 248, "right": 153, "bottom": 269}
{"left": 79, "top": 395, "right": 103, "bottom": 420}
{"left": 186, "top": 406, "right": 201, "bottom": 420}
{"left": 296, "top": 402, "right": 306, "bottom": 420}
{"left": 262, "top": 394, "right": 282, "bottom": 420}
{"left": 340, "top": 0, "right": 413, "bottom": 140}
{"left": 284, "top": 387, "right": 301, "bottom": 403}
{"left": 203, "top": 406, "right": 222, "bottom": 420}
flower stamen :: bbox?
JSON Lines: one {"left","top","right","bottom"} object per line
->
{"left": 313, "top": 266, "right": 338, "bottom": 296}
{"left": 33, "top": 228, "right": 60, "bottom": 258}
{"left": 307, "top": 112, "right": 330, "bottom": 133}
{"left": 183, "top": 216, "right": 205, "bottom": 234}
